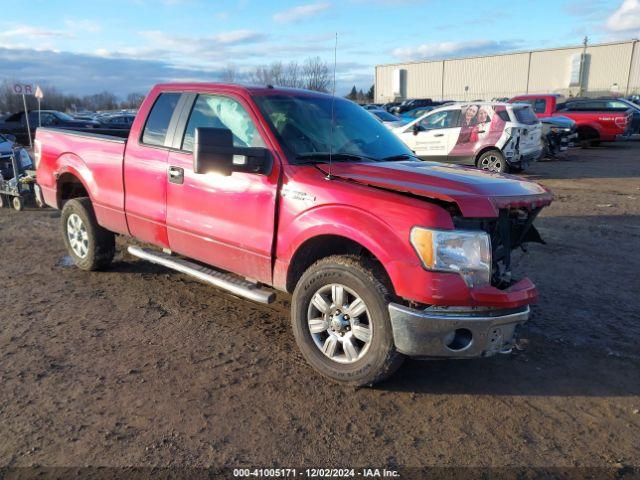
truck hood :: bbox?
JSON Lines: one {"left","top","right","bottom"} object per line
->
{"left": 540, "top": 115, "right": 575, "bottom": 128}
{"left": 316, "top": 161, "right": 553, "bottom": 217}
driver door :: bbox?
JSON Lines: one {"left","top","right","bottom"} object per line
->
{"left": 165, "top": 92, "right": 280, "bottom": 284}
{"left": 397, "top": 110, "right": 460, "bottom": 160}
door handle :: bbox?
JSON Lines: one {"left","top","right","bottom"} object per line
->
{"left": 168, "top": 166, "right": 184, "bottom": 184}
{"left": 434, "top": 133, "right": 445, "bottom": 137}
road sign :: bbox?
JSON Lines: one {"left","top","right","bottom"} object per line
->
{"left": 35, "top": 85, "right": 44, "bottom": 99}
{"left": 13, "top": 83, "right": 34, "bottom": 95}
{"left": 13, "top": 83, "right": 34, "bottom": 147}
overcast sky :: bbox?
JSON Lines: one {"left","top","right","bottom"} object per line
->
{"left": 1, "top": 0, "right": 638, "bottom": 98}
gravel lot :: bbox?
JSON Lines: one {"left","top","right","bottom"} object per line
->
{"left": 1, "top": 142, "right": 639, "bottom": 475}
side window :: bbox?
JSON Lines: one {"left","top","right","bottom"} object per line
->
{"left": 418, "top": 110, "right": 459, "bottom": 130}
{"left": 533, "top": 99, "right": 546, "bottom": 113}
{"left": 606, "top": 101, "right": 629, "bottom": 111}
{"left": 141, "top": 92, "right": 181, "bottom": 146}
{"left": 181, "top": 94, "right": 266, "bottom": 152}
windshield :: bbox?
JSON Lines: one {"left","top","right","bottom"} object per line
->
{"left": 253, "top": 94, "right": 413, "bottom": 163}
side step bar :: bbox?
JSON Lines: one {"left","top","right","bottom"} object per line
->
{"left": 127, "top": 246, "right": 276, "bottom": 304}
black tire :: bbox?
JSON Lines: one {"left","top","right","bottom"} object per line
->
{"left": 477, "top": 149, "right": 508, "bottom": 173}
{"left": 578, "top": 128, "right": 600, "bottom": 148}
{"left": 61, "top": 197, "right": 115, "bottom": 271}
{"left": 291, "top": 255, "right": 404, "bottom": 386}
{"left": 12, "top": 196, "right": 23, "bottom": 211}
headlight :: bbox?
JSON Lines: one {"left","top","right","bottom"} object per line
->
{"left": 410, "top": 227, "right": 492, "bottom": 287}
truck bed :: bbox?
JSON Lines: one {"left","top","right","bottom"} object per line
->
{"left": 36, "top": 127, "right": 129, "bottom": 235}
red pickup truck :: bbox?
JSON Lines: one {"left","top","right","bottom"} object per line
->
{"left": 509, "top": 94, "right": 633, "bottom": 146}
{"left": 35, "top": 83, "right": 553, "bottom": 385}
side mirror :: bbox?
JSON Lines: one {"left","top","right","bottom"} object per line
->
{"left": 193, "top": 127, "right": 271, "bottom": 176}
{"left": 412, "top": 124, "right": 423, "bottom": 135}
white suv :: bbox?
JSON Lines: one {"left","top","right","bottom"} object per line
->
{"left": 392, "top": 102, "right": 542, "bottom": 173}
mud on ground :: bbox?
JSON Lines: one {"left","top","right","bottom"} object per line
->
{"left": 0, "top": 142, "right": 639, "bottom": 473}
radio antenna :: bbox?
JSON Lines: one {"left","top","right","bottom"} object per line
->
{"left": 326, "top": 32, "right": 338, "bottom": 180}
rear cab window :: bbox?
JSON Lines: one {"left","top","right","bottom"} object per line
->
{"left": 141, "top": 92, "right": 181, "bottom": 146}
{"left": 514, "top": 98, "right": 547, "bottom": 113}
{"left": 512, "top": 106, "right": 539, "bottom": 125}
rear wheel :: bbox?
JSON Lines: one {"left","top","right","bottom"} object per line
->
{"left": 477, "top": 150, "right": 507, "bottom": 173}
{"left": 291, "top": 255, "right": 404, "bottom": 386}
{"left": 61, "top": 197, "right": 115, "bottom": 271}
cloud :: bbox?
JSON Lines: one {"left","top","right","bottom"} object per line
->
{"left": 0, "top": 25, "right": 74, "bottom": 40}
{"left": 273, "top": 3, "right": 331, "bottom": 23}
{"left": 391, "top": 39, "right": 522, "bottom": 61}
{"left": 0, "top": 47, "right": 226, "bottom": 97}
{"left": 64, "top": 19, "right": 102, "bottom": 33}
{"left": 605, "top": 0, "right": 640, "bottom": 32}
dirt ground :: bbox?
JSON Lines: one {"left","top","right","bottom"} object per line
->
{"left": 1, "top": 142, "right": 639, "bottom": 475}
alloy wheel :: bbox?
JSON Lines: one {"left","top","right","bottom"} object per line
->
{"left": 67, "top": 213, "right": 89, "bottom": 258}
{"left": 306, "top": 283, "right": 373, "bottom": 364}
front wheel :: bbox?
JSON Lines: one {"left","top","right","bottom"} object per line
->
{"left": 12, "top": 196, "right": 24, "bottom": 211}
{"left": 477, "top": 150, "right": 507, "bottom": 173}
{"left": 61, "top": 197, "right": 115, "bottom": 271}
{"left": 291, "top": 255, "right": 404, "bottom": 386}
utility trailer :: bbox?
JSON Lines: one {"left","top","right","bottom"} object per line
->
{"left": 0, "top": 148, "right": 39, "bottom": 211}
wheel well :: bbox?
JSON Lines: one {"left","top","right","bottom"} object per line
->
{"left": 57, "top": 173, "right": 88, "bottom": 208}
{"left": 286, "top": 235, "right": 393, "bottom": 294}
{"left": 577, "top": 126, "right": 599, "bottom": 140}
{"left": 474, "top": 146, "right": 502, "bottom": 166}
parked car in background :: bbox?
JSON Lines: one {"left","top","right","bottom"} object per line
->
{"left": 35, "top": 82, "right": 553, "bottom": 386}
{"left": 509, "top": 95, "right": 634, "bottom": 146}
{"left": 0, "top": 110, "right": 100, "bottom": 145}
{"left": 98, "top": 114, "right": 136, "bottom": 129}
{"left": 368, "top": 109, "right": 406, "bottom": 129}
{"left": 381, "top": 101, "right": 401, "bottom": 112}
{"left": 538, "top": 116, "right": 577, "bottom": 158}
{"left": 390, "top": 98, "right": 442, "bottom": 115}
{"left": 605, "top": 98, "right": 640, "bottom": 134}
{"left": 393, "top": 102, "right": 542, "bottom": 173}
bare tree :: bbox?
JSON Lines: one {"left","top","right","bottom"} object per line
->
{"left": 303, "top": 57, "right": 330, "bottom": 92}
{"left": 249, "top": 65, "right": 272, "bottom": 85}
{"left": 221, "top": 64, "right": 237, "bottom": 83}
{"left": 123, "top": 92, "right": 145, "bottom": 109}
{"left": 285, "top": 61, "right": 303, "bottom": 88}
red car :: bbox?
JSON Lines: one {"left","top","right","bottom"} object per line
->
{"left": 35, "top": 83, "right": 553, "bottom": 385}
{"left": 509, "top": 94, "right": 633, "bottom": 146}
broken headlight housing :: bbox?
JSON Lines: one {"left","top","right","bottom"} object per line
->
{"left": 410, "top": 227, "right": 492, "bottom": 288}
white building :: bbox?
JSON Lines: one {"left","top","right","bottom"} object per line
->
{"left": 375, "top": 39, "right": 640, "bottom": 103}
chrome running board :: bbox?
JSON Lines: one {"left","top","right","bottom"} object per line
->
{"left": 127, "top": 246, "right": 276, "bottom": 304}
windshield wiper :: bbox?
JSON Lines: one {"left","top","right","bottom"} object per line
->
{"left": 381, "top": 153, "right": 420, "bottom": 162}
{"left": 294, "top": 152, "right": 375, "bottom": 164}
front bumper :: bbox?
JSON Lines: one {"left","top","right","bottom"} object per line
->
{"left": 389, "top": 303, "right": 529, "bottom": 358}
{"left": 616, "top": 133, "right": 633, "bottom": 141}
